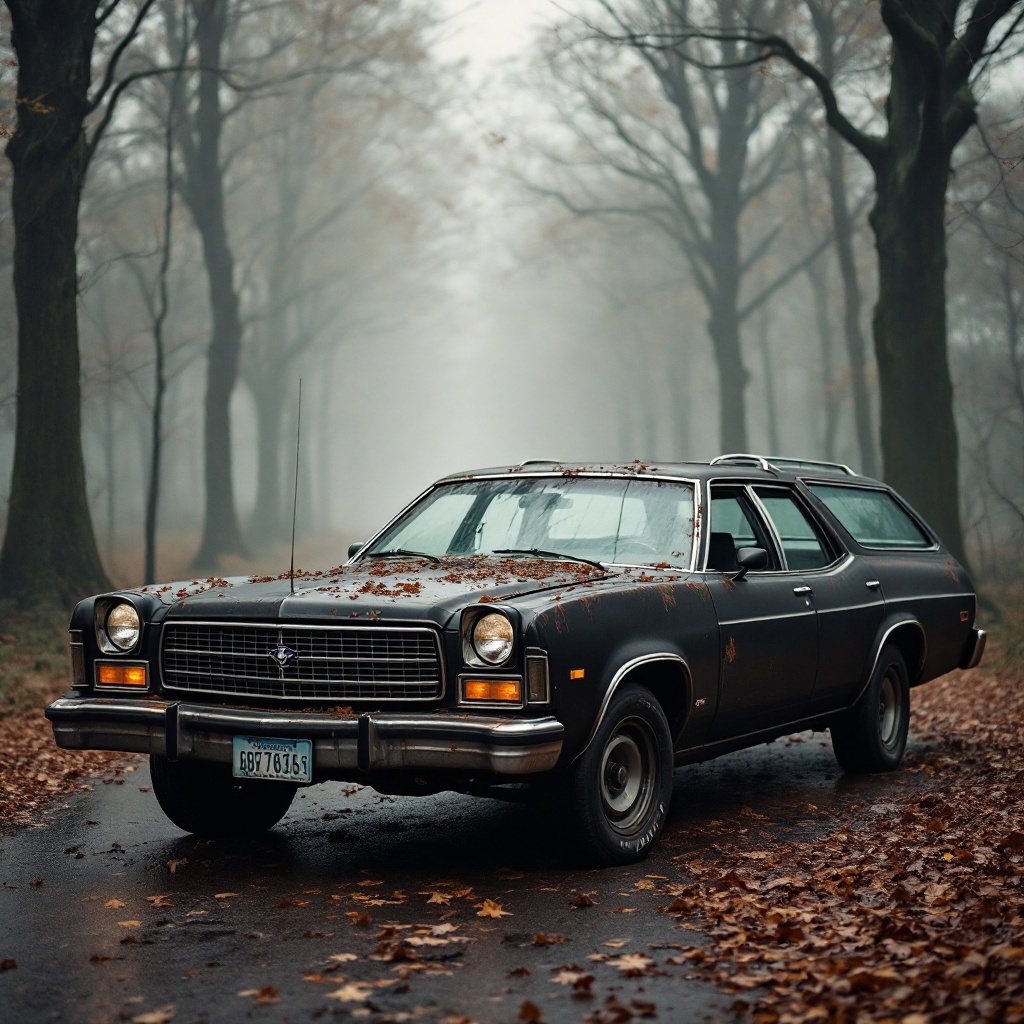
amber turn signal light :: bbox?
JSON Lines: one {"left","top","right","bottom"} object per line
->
{"left": 463, "top": 679, "right": 521, "bottom": 703}
{"left": 98, "top": 664, "right": 148, "bottom": 687}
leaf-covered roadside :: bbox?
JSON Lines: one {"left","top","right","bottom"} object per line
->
{"left": 662, "top": 653, "right": 1024, "bottom": 1023}
{"left": 0, "top": 605, "right": 133, "bottom": 831}
{"left": 0, "top": 708, "right": 133, "bottom": 831}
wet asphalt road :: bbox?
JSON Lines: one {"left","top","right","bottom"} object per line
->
{"left": 0, "top": 733, "right": 920, "bottom": 1024}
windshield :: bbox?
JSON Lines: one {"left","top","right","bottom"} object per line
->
{"left": 364, "top": 477, "right": 696, "bottom": 568}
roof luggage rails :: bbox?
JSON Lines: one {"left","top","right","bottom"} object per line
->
{"left": 710, "top": 453, "right": 856, "bottom": 476}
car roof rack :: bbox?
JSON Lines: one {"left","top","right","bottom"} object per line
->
{"left": 765, "top": 456, "right": 857, "bottom": 476}
{"left": 709, "top": 453, "right": 775, "bottom": 471}
{"left": 710, "top": 453, "right": 857, "bottom": 476}
{"left": 517, "top": 458, "right": 563, "bottom": 467}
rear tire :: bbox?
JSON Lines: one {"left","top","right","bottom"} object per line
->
{"left": 561, "top": 684, "right": 673, "bottom": 866}
{"left": 150, "top": 755, "right": 297, "bottom": 837}
{"left": 830, "top": 644, "right": 910, "bottom": 774}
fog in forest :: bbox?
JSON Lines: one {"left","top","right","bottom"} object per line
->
{"left": 0, "top": 0, "right": 1021, "bottom": 596}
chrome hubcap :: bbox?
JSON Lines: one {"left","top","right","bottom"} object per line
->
{"left": 878, "top": 669, "right": 900, "bottom": 748}
{"left": 600, "top": 718, "right": 657, "bottom": 835}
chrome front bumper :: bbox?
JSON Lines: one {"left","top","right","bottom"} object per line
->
{"left": 45, "top": 697, "right": 564, "bottom": 776}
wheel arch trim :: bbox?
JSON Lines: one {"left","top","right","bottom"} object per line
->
{"left": 574, "top": 653, "right": 692, "bottom": 763}
{"left": 854, "top": 618, "right": 927, "bottom": 705}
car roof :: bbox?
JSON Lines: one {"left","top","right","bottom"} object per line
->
{"left": 437, "top": 455, "right": 883, "bottom": 488}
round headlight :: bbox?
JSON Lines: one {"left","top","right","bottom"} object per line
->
{"left": 106, "top": 602, "right": 141, "bottom": 651}
{"left": 473, "top": 612, "right": 514, "bottom": 665}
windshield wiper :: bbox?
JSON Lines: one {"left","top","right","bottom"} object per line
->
{"left": 364, "top": 549, "right": 440, "bottom": 564}
{"left": 492, "top": 548, "right": 606, "bottom": 571}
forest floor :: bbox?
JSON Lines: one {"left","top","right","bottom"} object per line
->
{"left": 0, "top": 600, "right": 1022, "bottom": 1021}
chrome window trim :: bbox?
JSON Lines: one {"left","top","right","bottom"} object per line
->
{"left": 700, "top": 480, "right": 783, "bottom": 572}
{"left": 357, "top": 473, "right": 702, "bottom": 575}
{"left": 748, "top": 484, "right": 845, "bottom": 574}
{"left": 158, "top": 619, "right": 446, "bottom": 702}
{"left": 575, "top": 652, "right": 691, "bottom": 760}
{"left": 803, "top": 480, "right": 940, "bottom": 552}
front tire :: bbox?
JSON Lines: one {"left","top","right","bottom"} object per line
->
{"left": 150, "top": 755, "right": 297, "bottom": 837}
{"left": 830, "top": 644, "right": 910, "bottom": 774}
{"left": 563, "top": 684, "right": 673, "bottom": 866}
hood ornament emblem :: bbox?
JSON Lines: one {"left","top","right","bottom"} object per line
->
{"left": 269, "top": 645, "right": 298, "bottom": 668}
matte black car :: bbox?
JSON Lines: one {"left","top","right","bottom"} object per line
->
{"left": 46, "top": 455, "right": 986, "bottom": 864}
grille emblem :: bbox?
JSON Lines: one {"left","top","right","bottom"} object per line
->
{"left": 269, "top": 644, "right": 298, "bottom": 668}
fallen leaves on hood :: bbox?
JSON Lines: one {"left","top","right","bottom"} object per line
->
{"left": 146, "top": 895, "right": 172, "bottom": 908}
{"left": 570, "top": 891, "right": 597, "bottom": 908}
{"left": 103, "top": 899, "right": 126, "bottom": 909}
{"left": 213, "top": 892, "right": 238, "bottom": 900}
{"left": 346, "top": 911, "right": 372, "bottom": 927}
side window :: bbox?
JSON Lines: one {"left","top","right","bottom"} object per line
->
{"left": 754, "top": 488, "right": 834, "bottom": 571}
{"left": 707, "top": 489, "right": 779, "bottom": 571}
{"left": 808, "top": 484, "right": 931, "bottom": 549}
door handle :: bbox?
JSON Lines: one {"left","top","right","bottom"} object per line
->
{"left": 793, "top": 586, "right": 812, "bottom": 595}
{"left": 866, "top": 580, "right": 881, "bottom": 589}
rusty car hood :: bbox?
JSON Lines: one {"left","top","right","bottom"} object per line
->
{"left": 139, "top": 556, "right": 614, "bottom": 627}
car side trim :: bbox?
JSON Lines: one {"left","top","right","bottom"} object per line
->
{"left": 576, "top": 653, "right": 691, "bottom": 761}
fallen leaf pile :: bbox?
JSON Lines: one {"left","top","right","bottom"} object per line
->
{"left": 661, "top": 658, "right": 1024, "bottom": 1022}
{"left": 0, "top": 707, "right": 134, "bottom": 830}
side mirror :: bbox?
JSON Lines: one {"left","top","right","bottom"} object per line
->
{"left": 347, "top": 542, "right": 364, "bottom": 560}
{"left": 733, "top": 546, "right": 768, "bottom": 581}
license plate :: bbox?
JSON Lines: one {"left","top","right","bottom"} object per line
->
{"left": 232, "top": 736, "right": 312, "bottom": 783}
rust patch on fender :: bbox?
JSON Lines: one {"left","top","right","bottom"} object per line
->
{"left": 725, "top": 637, "right": 738, "bottom": 664}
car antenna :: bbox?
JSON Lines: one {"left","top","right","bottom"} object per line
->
{"left": 289, "top": 379, "right": 302, "bottom": 596}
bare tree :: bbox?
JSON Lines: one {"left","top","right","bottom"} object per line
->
{"left": 605, "top": 0, "right": 1024, "bottom": 562}
{"left": 0, "top": 0, "right": 158, "bottom": 605}
{"left": 533, "top": 0, "right": 830, "bottom": 452}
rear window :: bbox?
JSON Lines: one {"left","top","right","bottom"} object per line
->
{"left": 808, "top": 484, "right": 931, "bottom": 548}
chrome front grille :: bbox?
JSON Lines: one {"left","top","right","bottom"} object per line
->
{"left": 160, "top": 622, "right": 444, "bottom": 701}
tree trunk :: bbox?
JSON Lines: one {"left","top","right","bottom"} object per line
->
{"left": 249, "top": 379, "right": 286, "bottom": 544}
{"left": 0, "top": 1, "right": 111, "bottom": 606}
{"left": 755, "top": 305, "right": 780, "bottom": 455}
{"left": 826, "top": 133, "right": 877, "bottom": 477}
{"left": 707, "top": 209, "right": 748, "bottom": 453}
{"left": 870, "top": 157, "right": 964, "bottom": 561}
{"left": 183, "top": 0, "right": 246, "bottom": 570}
{"left": 805, "top": 257, "right": 840, "bottom": 461}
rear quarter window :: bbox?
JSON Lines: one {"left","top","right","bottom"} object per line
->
{"left": 808, "top": 484, "right": 931, "bottom": 548}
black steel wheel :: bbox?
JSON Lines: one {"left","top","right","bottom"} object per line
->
{"left": 149, "top": 755, "right": 297, "bottom": 838}
{"left": 563, "top": 684, "right": 673, "bottom": 866}
{"left": 830, "top": 644, "right": 910, "bottom": 774}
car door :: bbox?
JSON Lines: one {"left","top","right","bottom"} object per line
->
{"left": 751, "top": 485, "right": 884, "bottom": 715}
{"left": 704, "top": 484, "right": 819, "bottom": 739}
